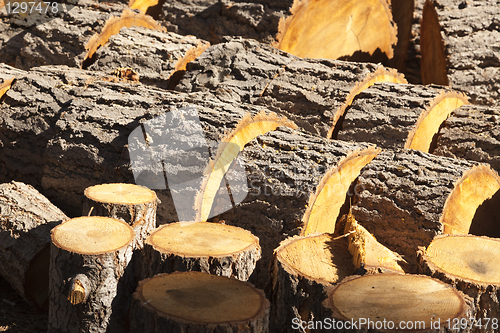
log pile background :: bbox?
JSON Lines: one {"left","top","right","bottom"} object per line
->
{"left": 1, "top": 0, "right": 500, "bottom": 331}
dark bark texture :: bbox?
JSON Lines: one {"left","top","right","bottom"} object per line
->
{"left": 427, "top": 0, "right": 500, "bottom": 105}
{"left": 0, "top": 181, "right": 67, "bottom": 310}
{"left": 177, "top": 37, "right": 400, "bottom": 137}
{"left": 337, "top": 82, "right": 452, "bottom": 149}
{"left": 434, "top": 105, "right": 500, "bottom": 174}
{"left": 158, "top": 0, "right": 292, "bottom": 45}
{"left": 351, "top": 148, "right": 477, "bottom": 271}
{"left": 85, "top": 26, "right": 209, "bottom": 90}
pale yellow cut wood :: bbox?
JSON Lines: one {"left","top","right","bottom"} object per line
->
{"left": 344, "top": 212, "right": 405, "bottom": 273}
{"left": 172, "top": 43, "right": 210, "bottom": 74}
{"left": 274, "top": 0, "right": 397, "bottom": 60}
{"left": 129, "top": 0, "right": 158, "bottom": 13}
{"left": 301, "top": 147, "right": 380, "bottom": 236}
{"left": 0, "top": 77, "right": 14, "bottom": 100}
{"left": 51, "top": 216, "right": 134, "bottom": 255}
{"left": 138, "top": 271, "right": 265, "bottom": 323}
{"left": 275, "top": 234, "right": 352, "bottom": 284}
{"left": 425, "top": 235, "right": 500, "bottom": 285}
{"left": 329, "top": 67, "right": 407, "bottom": 138}
{"left": 84, "top": 183, "right": 156, "bottom": 205}
{"left": 147, "top": 221, "right": 259, "bottom": 257}
{"left": 441, "top": 165, "right": 500, "bottom": 234}
{"left": 326, "top": 274, "right": 468, "bottom": 328}
{"left": 196, "top": 111, "right": 297, "bottom": 222}
{"left": 405, "top": 91, "right": 468, "bottom": 152}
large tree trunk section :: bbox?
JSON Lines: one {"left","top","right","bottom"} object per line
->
{"left": 48, "top": 216, "right": 134, "bottom": 333}
{"left": 351, "top": 148, "right": 500, "bottom": 271}
{"left": 140, "top": 221, "right": 261, "bottom": 281}
{"left": 82, "top": 183, "right": 157, "bottom": 249}
{"left": 129, "top": 271, "right": 270, "bottom": 333}
{"left": 434, "top": 105, "right": 500, "bottom": 175}
{"left": 420, "top": 0, "right": 500, "bottom": 105}
{"left": 387, "top": 0, "right": 415, "bottom": 72}
{"left": 418, "top": 234, "right": 500, "bottom": 331}
{"left": 176, "top": 38, "right": 406, "bottom": 138}
{"left": 324, "top": 274, "right": 472, "bottom": 332}
{"left": 273, "top": 0, "right": 397, "bottom": 63}
{"left": 271, "top": 234, "right": 354, "bottom": 333}
{"left": 336, "top": 82, "right": 467, "bottom": 152}
{"left": 0, "top": 181, "right": 68, "bottom": 310}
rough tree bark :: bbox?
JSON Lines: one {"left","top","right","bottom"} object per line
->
{"left": 140, "top": 221, "right": 261, "bottom": 281}
{"left": 177, "top": 37, "right": 406, "bottom": 137}
{"left": 418, "top": 234, "right": 500, "bottom": 332}
{"left": 351, "top": 148, "right": 500, "bottom": 271}
{"left": 434, "top": 104, "right": 500, "bottom": 174}
{"left": 420, "top": 0, "right": 500, "bottom": 105}
{"left": 130, "top": 271, "right": 270, "bottom": 333}
{"left": 0, "top": 181, "right": 67, "bottom": 310}
{"left": 48, "top": 216, "right": 135, "bottom": 333}
{"left": 336, "top": 82, "right": 467, "bottom": 152}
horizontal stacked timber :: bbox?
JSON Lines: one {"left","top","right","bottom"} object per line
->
{"left": 420, "top": 0, "right": 500, "bottom": 105}
{"left": 48, "top": 216, "right": 135, "bottom": 333}
{"left": 82, "top": 183, "right": 158, "bottom": 249}
{"left": 434, "top": 104, "right": 500, "bottom": 174}
{"left": 130, "top": 271, "right": 270, "bottom": 333}
{"left": 351, "top": 148, "right": 500, "bottom": 271}
{"left": 0, "top": 181, "right": 68, "bottom": 310}
{"left": 335, "top": 82, "right": 467, "bottom": 152}
{"left": 1, "top": 0, "right": 127, "bottom": 69}
{"left": 271, "top": 234, "right": 354, "bottom": 333}
{"left": 324, "top": 274, "right": 473, "bottom": 332}
{"left": 418, "top": 235, "right": 500, "bottom": 331}
{"left": 140, "top": 221, "right": 261, "bottom": 281}
{"left": 177, "top": 37, "right": 406, "bottom": 137}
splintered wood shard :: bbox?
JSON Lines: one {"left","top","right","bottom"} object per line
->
{"left": 328, "top": 67, "right": 407, "bottom": 138}
{"left": 195, "top": 111, "right": 297, "bottom": 222}
{"left": 83, "top": 9, "right": 165, "bottom": 63}
{"left": 420, "top": 0, "right": 448, "bottom": 86}
{"left": 0, "top": 77, "right": 14, "bottom": 100}
{"left": 301, "top": 146, "right": 381, "bottom": 236}
{"left": 324, "top": 274, "right": 470, "bottom": 330}
{"left": 129, "top": 0, "right": 158, "bottom": 14}
{"left": 344, "top": 211, "right": 405, "bottom": 273}
{"left": 405, "top": 91, "right": 468, "bottom": 152}
{"left": 274, "top": 0, "right": 398, "bottom": 60}
{"left": 441, "top": 165, "right": 500, "bottom": 235}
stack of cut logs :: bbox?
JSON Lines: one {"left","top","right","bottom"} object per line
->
{"left": 1, "top": 0, "right": 500, "bottom": 332}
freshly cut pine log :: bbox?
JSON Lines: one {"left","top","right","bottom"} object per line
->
{"left": 351, "top": 148, "right": 500, "bottom": 271}
{"left": 336, "top": 82, "right": 468, "bottom": 152}
{"left": 130, "top": 271, "right": 270, "bottom": 333}
{"left": 418, "top": 235, "right": 500, "bottom": 330}
{"left": 271, "top": 234, "right": 354, "bottom": 333}
{"left": 420, "top": 0, "right": 500, "bottom": 105}
{"left": 0, "top": 181, "right": 67, "bottom": 310}
{"left": 83, "top": 183, "right": 157, "bottom": 249}
{"left": 434, "top": 105, "right": 500, "bottom": 175}
{"left": 48, "top": 216, "right": 134, "bottom": 333}
{"left": 274, "top": 0, "right": 397, "bottom": 62}
{"left": 177, "top": 38, "right": 407, "bottom": 137}
{"left": 140, "top": 221, "right": 261, "bottom": 281}
{"left": 343, "top": 211, "right": 406, "bottom": 274}
{"left": 324, "top": 274, "right": 472, "bottom": 332}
